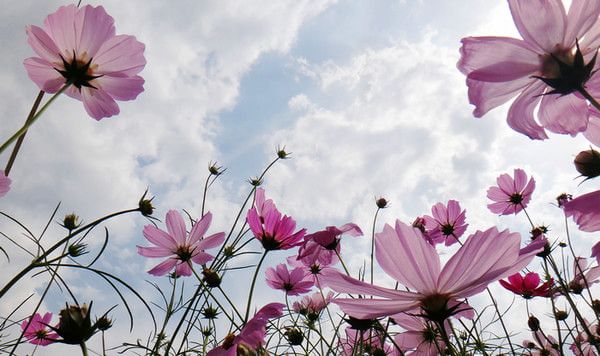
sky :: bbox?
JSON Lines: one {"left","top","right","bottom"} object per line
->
{"left": 0, "top": 0, "right": 599, "bottom": 354}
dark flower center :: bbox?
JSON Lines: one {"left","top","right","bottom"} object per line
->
{"left": 261, "top": 234, "right": 281, "bottom": 251}
{"left": 55, "top": 51, "right": 102, "bottom": 90}
{"left": 535, "top": 41, "right": 598, "bottom": 96}
{"left": 509, "top": 193, "right": 523, "bottom": 205}
{"left": 420, "top": 294, "right": 456, "bottom": 322}
{"left": 441, "top": 224, "right": 454, "bottom": 236}
{"left": 283, "top": 282, "right": 294, "bottom": 291}
{"left": 175, "top": 245, "right": 194, "bottom": 262}
{"left": 35, "top": 329, "right": 48, "bottom": 340}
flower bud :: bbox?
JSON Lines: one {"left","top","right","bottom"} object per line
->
{"left": 412, "top": 217, "right": 427, "bottom": 234}
{"left": 248, "top": 177, "right": 263, "bottom": 187}
{"left": 376, "top": 197, "right": 388, "bottom": 209}
{"left": 276, "top": 146, "right": 291, "bottom": 159}
{"left": 556, "top": 193, "right": 572, "bottom": 207}
{"left": 62, "top": 213, "right": 81, "bottom": 231}
{"left": 56, "top": 303, "right": 96, "bottom": 344}
{"left": 138, "top": 189, "right": 154, "bottom": 216}
{"left": 530, "top": 226, "right": 547, "bottom": 240}
{"left": 574, "top": 149, "right": 600, "bottom": 180}
{"left": 96, "top": 316, "right": 112, "bottom": 331}
{"left": 208, "top": 161, "right": 225, "bottom": 176}
{"left": 202, "top": 305, "right": 219, "bottom": 320}
{"left": 201, "top": 327, "right": 213, "bottom": 337}
{"left": 344, "top": 316, "right": 377, "bottom": 331}
{"left": 554, "top": 310, "right": 568, "bottom": 321}
{"left": 593, "top": 300, "right": 600, "bottom": 314}
{"left": 536, "top": 242, "right": 552, "bottom": 258}
{"left": 528, "top": 316, "right": 540, "bottom": 331}
{"left": 284, "top": 327, "right": 303, "bottom": 346}
{"left": 223, "top": 245, "right": 235, "bottom": 258}
{"left": 68, "top": 243, "right": 88, "bottom": 257}
{"left": 202, "top": 268, "right": 221, "bottom": 288}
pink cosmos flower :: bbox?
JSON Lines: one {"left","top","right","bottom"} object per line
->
{"left": 393, "top": 314, "right": 447, "bottom": 356}
{"left": 137, "top": 210, "right": 225, "bottom": 277}
{"left": 523, "top": 331, "right": 560, "bottom": 356}
{"left": 0, "top": 171, "right": 11, "bottom": 198}
{"left": 499, "top": 272, "right": 552, "bottom": 299}
{"left": 569, "top": 257, "right": 600, "bottom": 294}
{"left": 298, "top": 223, "right": 362, "bottom": 263}
{"left": 321, "top": 220, "right": 544, "bottom": 322}
{"left": 563, "top": 190, "right": 600, "bottom": 232}
{"left": 570, "top": 319, "right": 599, "bottom": 356}
{"left": 207, "top": 303, "right": 284, "bottom": 356}
{"left": 265, "top": 263, "right": 313, "bottom": 296}
{"left": 247, "top": 198, "right": 306, "bottom": 251}
{"left": 487, "top": 169, "right": 535, "bottom": 215}
{"left": 458, "top": 0, "right": 600, "bottom": 141}
{"left": 339, "top": 328, "right": 396, "bottom": 356}
{"left": 24, "top": 4, "right": 145, "bottom": 120}
{"left": 21, "top": 312, "right": 58, "bottom": 346}
{"left": 253, "top": 188, "right": 276, "bottom": 218}
{"left": 423, "top": 200, "right": 468, "bottom": 246}
{"left": 292, "top": 291, "right": 333, "bottom": 319}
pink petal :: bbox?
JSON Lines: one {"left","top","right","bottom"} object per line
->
{"left": 337, "top": 223, "right": 363, "bottom": 237}
{"left": 189, "top": 212, "right": 212, "bottom": 245}
{"left": 0, "top": 172, "right": 11, "bottom": 198}
{"left": 94, "top": 34, "right": 146, "bottom": 76}
{"left": 438, "top": 228, "right": 522, "bottom": 297}
{"left": 191, "top": 251, "right": 214, "bottom": 265}
{"left": 81, "top": 87, "right": 119, "bottom": 120}
{"left": 44, "top": 4, "right": 79, "bottom": 59}
{"left": 333, "top": 298, "right": 420, "bottom": 320}
{"left": 197, "top": 232, "right": 225, "bottom": 250}
{"left": 508, "top": 0, "right": 566, "bottom": 53}
{"left": 564, "top": 0, "right": 600, "bottom": 47}
{"left": 25, "top": 25, "right": 61, "bottom": 62}
{"left": 143, "top": 225, "right": 177, "bottom": 249}
{"left": 137, "top": 245, "right": 173, "bottom": 258}
{"left": 458, "top": 36, "right": 539, "bottom": 82}
{"left": 165, "top": 210, "right": 187, "bottom": 245}
{"left": 76, "top": 5, "right": 115, "bottom": 59}
{"left": 376, "top": 221, "right": 440, "bottom": 293}
{"left": 506, "top": 80, "right": 548, "bottom": 140}
{"left": 513, "top": 168, "right": 527, "bottom": 192}
{"left": 175, "top": 261, "right": 193, "bottom": 277}
{"left": 584, "top": 109, "right": 600, "bottom": 147}
{"left": 96, "top": 75, "right": 144, "bottom": 101}
{"left": 465, "top": 76, "right": 531, "bottom": 118}
{"left": 564, "top": 190, "right": 600, "bottom": 232}
{"left": 320, "top": 270, "right": 411, "bottom": 299}
{"left": 523, "top": 272, "right": 541, "bottom": 289}
{"left": 23, "top": 57, "right": 65, "bottom": 93}
{"left": 147, "top": 258, "right": 178, "bottom": 276}
{"left": 538, "top": 94, "right": 589, "bottom": 135}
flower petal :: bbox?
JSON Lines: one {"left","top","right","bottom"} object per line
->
{"left": 465, "top": 76, "right": 531, "bottom": 118}
{"left": 81, "top": 87, "right": 119, "bottom": 120}
{"left": 538, "top": 94, "right": 588, "bottom": 135}
{"left": 459, "top": 36, "right": 539, "bottom": 82}
{"left": 25, "top": 25, "right": 61, "bottom": 63}
{"left": 564, "top": 0, "right": 600, "bottom": 47}
{"left": 96, "top": 75, "right": 144, "bottom": 101}
{"left": 23, "top": 57, "right": 65, "bottom": 93}
{"left": 506, "top": 80, "right": 548, "bottom": 140}
{"left": 508, "top": 0, "right": 566, "bottom": 53}
{"left": 137, "top": 245, "right": 173, "bottom": 258}
{"left": 77, "top": 5, "right": 115, "bottom": 59}
{"left": 165, "top": 210, "right": 187, "bottom": 245}
{"left": 147, "top": 258, "right": 178, "bottom": 276}
{"left": 94, "top": 34, "right": 146, "bottom": 76}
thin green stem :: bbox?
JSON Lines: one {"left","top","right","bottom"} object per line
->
{"left": 4, "top": 91, "right": 45, "bottom": 175}
{"left": 244, "top": 250, "right": 268, "bottom": 323}
{"left": 0, "top": 85, "right": 70, "bottom": 156}
{"left": 370, "top": 207, "right": 381, "bottom": 285}
{"left": 80, "top": 341, "right": 89, "bottom": 356}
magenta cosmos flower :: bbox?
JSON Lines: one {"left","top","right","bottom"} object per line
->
{"left": 393, "top": 314, "right": 447, "bottom": 356}
{"left": 321, "top": 220, "right": 544, "bottom": 322}
{"left": 487, "top": 168, "right": 535, "bottom": 215}
{"left": 569, "top": 257, "right": 600, "bottom": 293}
{"left": 563, "top": 189, "right": 600, "bottom": 232}
{"left": 207, "top": 303, "right": 284, "bottom": 356}
{"left": 247, "top": 190, "right": 306, "bottom": 251}
{"left": 24, "top": 4, "right": 145, "bottom": 120}
{"left": 21, "top": 312, "right": 58, "bottom": 346}
{"left": 265, "top": 263, "right": 313, "bottom": 295}
{"left": 0, "top": 171, "right": 10, "bottom": 198}
{"left": 298, "top": 223, "right": 362, "bottom": 262}
{"left": 458, "top": 0, "right": 600, "bottom": 140}
{"left": 499, "top": 272, "right": 552, "bottom": 299}
{"left": 423, "top": 200, "right": 468, "bottom": 246}
{"left": 339, "top": 327, "right": 396, "bottom": 356}
{"left": 137, "top": 210, "right": 225, "bottom": 277}
{"left": 292, "top": 290, "right": 333, "bottom": 317}
{"left": 523, "top": 331, "right": 560, "bottom": 356}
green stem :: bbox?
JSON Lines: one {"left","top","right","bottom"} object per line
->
{"left": 80, "top": 341, "right": 89, "bottom": 356}
{"left": 244, "top": 250, "right": 268, "bottom": 323}
{"left": 370, "top": 207, "right": 381, "bottom": 285}
{"left": 4, "top": 91, "right": 45, "bottom": 175}
{"left": 0, "top": 207, "right": 139, "bottom": 299}
{"left": 0, "top": 84, "right": 70, "bottom": 156}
